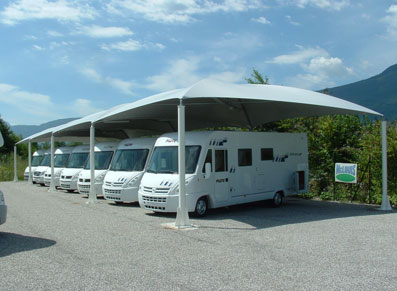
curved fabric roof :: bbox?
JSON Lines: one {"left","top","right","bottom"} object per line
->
{"left": 17, "top": 79, "right": 382, "bottom": 144}
{"left": 97, "top": 79, "right": 381, "bottom": 130}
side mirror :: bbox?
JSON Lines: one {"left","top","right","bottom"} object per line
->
{"left": 0, "top": 132, "right": 4, "bottom": 148}
{"left": 204, "top": 162, "right": 211, "bottom": 179}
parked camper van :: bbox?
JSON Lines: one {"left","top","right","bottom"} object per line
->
{"left": 0, "top": 131, "right": 6, "bottom": 225}
{"left": 77, "top": 142, "right": 118, "bottom": 196}
{"left": 24, "top": 149, "right": 46, "bottom": 182}
{"left": 103, "top": 138, "right": 156, "bottom": 203}
{"left": 43, "top": 147, "right": 74, "bottom": 187}
{"left": 138, "top": 131, "right": 309, "bottom": 216}
{"left": 32, "top": 149, "right": 51, "bottom": 185}
{"left": 59, "top": 145, "right": 90, "bottom": 192}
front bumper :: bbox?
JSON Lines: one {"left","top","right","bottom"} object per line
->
{"left": 103, "top": 186, "right": 139, "bottom": 202}
{"left": 59, "top": 179, "right": 77, "bottom": 191}
{"left": 77, "top": 182, "right": 103, "bottom": 195}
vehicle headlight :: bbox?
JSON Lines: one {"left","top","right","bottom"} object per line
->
{"left": 125, "top": 174, "right": 141, "bottom": 187}
{"left": 95, "top": 172, "right": 106, "bottom": 183}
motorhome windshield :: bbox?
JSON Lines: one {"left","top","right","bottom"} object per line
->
{"left": 40, "top": 155, "right": 51, "bottom": 167}
{"left": 147, "top": 146, "right": 201, "bottom": 174}
{"left": 54, "top": 154, "right": 70, "bottom": 168}
{"left": 109, "top": 149, "right": 149, "bottom": 172}
{"left": 84, "top": 151, "right": 114, "bottom": 170}
{"left": 66, "top": 152, "right": 89, "bottom": 168}
{"left": 32, "top": 155, "right": 44, "bottom": 167}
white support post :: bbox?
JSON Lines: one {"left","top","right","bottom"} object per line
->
{"left": 13, "top": 145, "right": 18, "bottom": 182}
{"left": 175, "top": 99, "right": 191, "bottom": 228}
{"left": 49, "top": 134, "right": 56, "bottom": 192}
{"left": 380, "top": 120, "right": 392, "bottom": 211}
{"left": 28, "top": 141, "right": 33, "bottom": 184}
{"left": 87, "top": 123, "right": 97, "bottom": 204}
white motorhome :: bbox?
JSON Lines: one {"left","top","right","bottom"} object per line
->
{"left": 103, "top": 138, "right": 156, "bottom": 203}
{"left": 138, "top": 131, "right": 309, "bottom": 216}
{"left": 32, "top": 149, "right": 51, "bottom": 185}
{"left": 77, "top": 142, "right": 118, "bottom": 196}
{"left": 43, "top": 147, "right": 74, "bottom": 187}
{"left": 24, "top": 149, "right": 46, "bottom": 182}
{"left": 59, "top": 145, "right": 90, "bottom": 192}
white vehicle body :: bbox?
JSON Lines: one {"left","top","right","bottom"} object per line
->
{"left": 0, "top": 131, "right": 6, "bottom": 225}
{"left": 138, "top": 131, "right": 309, "bottom": 216}
{"left": 24, "top": 149, "right": 46, "bottom": 181}
{"left": 103, "top": 138, "right": 156, "bottom": 203}
{"left": 59, "top": 145, "right": 90, "bottom": 192}
{"left": 43, "top": 147, "right": 74, "bottom": 187}
{"left": 77, "top": 142, "right": 118, "bottom": 196}
{"left": 32, "top": 150, "right": 51, "bottom": 185}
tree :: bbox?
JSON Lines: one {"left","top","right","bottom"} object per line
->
{"left": 246, "top": 68, "right": 269, "bottom": 85}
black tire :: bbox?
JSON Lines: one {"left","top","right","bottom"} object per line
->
{"left": 271, "top": 192, "right": 284, "bottom": 207}
{"left": 194, "top": 197, "right": 208, "bottom": 217}
{"left": 66, "top": 190, "right": 75, "bottom": 193}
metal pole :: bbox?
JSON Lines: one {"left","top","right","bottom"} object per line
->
{"left": 49, "top": 134, "right": 56, "bottom": 191}
{"left": 381, "top": 120, "right": 392, "bottom": 210}
{"left": 13, "top": 145, "right": 18, "bottom": 182}
{"left": 175, "top": 99, "right": 191, "bottom": 228}
{"left": 28, "top": 141, "right": 33, "bottom": 184}
{"left": 87, "top": 123, "right": 97, "bottom": 204}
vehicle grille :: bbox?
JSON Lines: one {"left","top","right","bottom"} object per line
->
{"left": 104, "top": 195, "right": 121, "bottom": 201}
{"left": 104, "top": 181, "right": 124, "bottom": 187}
{"left": 79, "top": 178, "right": 91, "bottom": 183}
{"left": 78, "top": 185, "right": 90, "bottom": 194}
{"left": 103, "top": 188, "right": 122, "bottom": 195}
{"left": 61, "top": 176, "right": 73, "bottom": 180}
{"left": 34, "top": 171, "right": 41, "bottom": 176}
{"left": 144, "top": 205, "right": 166, "bottom": 211}
{"left": 142, "top": 195, "right": 167, "bottom": 203}
{"left": 142, "top": 186, "right": 170, "bottom": 195}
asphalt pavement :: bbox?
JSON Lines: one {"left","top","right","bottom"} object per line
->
{"left": 1, "top": 181, "right": 396, "bottom": 290}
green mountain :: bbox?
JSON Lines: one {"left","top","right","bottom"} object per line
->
{"left": 326, "top": 64, "right": 397, "bottom": 120}
{"left": 11, "top": 117, "right": 79, "bottom": 139}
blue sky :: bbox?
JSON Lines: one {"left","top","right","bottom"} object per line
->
{"left": 0, "top": 0, "right": 396, "bottom": 125}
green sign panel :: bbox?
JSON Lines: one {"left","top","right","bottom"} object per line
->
{"left": 335, "top": 163, "right": 357, "bottom": 184}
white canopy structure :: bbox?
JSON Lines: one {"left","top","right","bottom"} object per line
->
{"left": 16, "top": 79, "right": 391, "bottom": 225}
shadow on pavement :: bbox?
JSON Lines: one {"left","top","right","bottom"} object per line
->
{"left": 0, "top": 232, "right": 56, "bottom": 258}
{"left": 147, "top": 197, "right": 395, "bottom": 230}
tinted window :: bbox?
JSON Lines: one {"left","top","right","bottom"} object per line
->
{"left": 238, "top": 149, "right": 252, "bottom": 167}
{"left": 54, "top": 154, "right": 70, "bottom": 167}
{"left": 202, "top": 149, "right": 212, "bottom": 173}
{"left": 85, "top": 151, "right": 114, "bottom": 170}
{"left": 67, "top": 152, "right": 89, "bottom": 168}
{"left": 147, "top": 146, "right": 201, "bottom": 174}
{"left": 215, "top": 150, "right": 228, "bottom": 172}
{"left": 261, "top": 148, "right": 274, "bottom": 161}
{"left": 110, "top": 149, "right": 149, "bottom": 172}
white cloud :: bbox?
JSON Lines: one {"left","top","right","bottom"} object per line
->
{"left": 268, "top": 46, "right": 328, "bottom": 64}
{"left": 75, "top": 25, "right": 133, "bottom": 38}
{"left": 72, "top": 99, "right": 103, "bottom": 116}
{"left": 0, "top": 0, "right": 97, "bottom": 25}
{"left": 0, "top": 83, "right": 57, "bottom": 121}
{"left": 47, "top": 30, "right": 63, "bottom": 37}
{"left": 251, "top": 16, "right": 271, "bottom": 25}
{"left": 33, "top": 44, "right": 44, "bottom": 51}
{"left": 278, "top": 0, "right": 350, "bottom": 11}
{"left": 105, "top": 77, "right": 134, "bottom": 95}
{"left": 285, "top": 15, "right": 300, "bottom": 26}
{"left": 79, "top": 67, "right": 135, "bottom": 95}
{"left": 107, "top": 0, "right": 266, "bottom": 23}
{"left": 144, "top": 57, "right": 245, "bottom": 92}
{"left": 101, "top": 39, "right": 143, "bottom": 51}
{"left": 382, "top": 5, "right": 397, "bottom": 38}
{"left": 288, "top": 56, "right": 353, "bottom": 89}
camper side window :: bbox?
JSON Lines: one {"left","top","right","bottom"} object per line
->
{"left": 261, "top": 148, "right": 274, "bottom": 161}
{"left": 238, "top": 149, "right": 252, "bottom": 167}
{"left": 215, "top": 150, "right": 228, "bottom": 172}
{"left": 202, "top": 149, "right": 212, "bottom": 173}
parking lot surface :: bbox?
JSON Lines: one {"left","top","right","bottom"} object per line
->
{"left": 1, "top": 181, "right": 396, "bottom": 290}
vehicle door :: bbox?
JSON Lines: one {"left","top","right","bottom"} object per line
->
{"left": 214, "top": 149, "right": 229, "bottom": 203}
